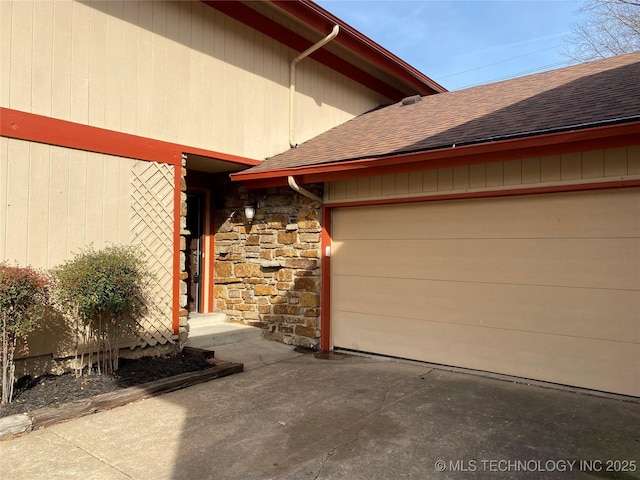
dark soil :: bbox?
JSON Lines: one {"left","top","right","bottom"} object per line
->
{"left": 0, "top": 353, "right": 211, "bottom": 418}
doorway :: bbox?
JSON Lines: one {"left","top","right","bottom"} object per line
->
{"left": 186, "top": 193, "right": 204, "bottom": 313}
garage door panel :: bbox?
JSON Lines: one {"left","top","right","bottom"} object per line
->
{"left": 333, "top": 189, "right": 640, "bottom": 241}
{"left": 333, "top": 275, "right": 639, "bottom": 343}
{"left": 333, "top": 238, "right": 639, "bottom": 290}
{"left": 332, "top": 311, "right": 639, "bottom": 397}
{"left": 331, "top": 187, "right": 640, "bottom": 396}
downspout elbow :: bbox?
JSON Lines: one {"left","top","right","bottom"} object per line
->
{"left": 288, "top": 176, "right": 323, "bottom": 204}
{"left": 290, "top": 25, "right": 340, "bottom": 148}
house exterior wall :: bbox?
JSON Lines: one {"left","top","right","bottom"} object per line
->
{"left": 0, "top": 0, "right": 390, "bottom": 161}
{"left": 1, "top": 137, "right": 177, "bottom": 372}
{"left": 0, "top": 0, "right": 394, "bottom": 364}
{"left": 1, "top": 137, "right": 133, "bottom": 267}
{"left": 325, "top": 147, "right": 640, "bottom": 203}
{"left": 212, "top": 180, "right": 323, "bottom": 348}
{"left": 322, "top": 144, "right": 639, "bottom": 395}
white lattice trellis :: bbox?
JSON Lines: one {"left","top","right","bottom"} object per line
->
{"left": 130, "top": 161, "right": 175, "bottom": 346}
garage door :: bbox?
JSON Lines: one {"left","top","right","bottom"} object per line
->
{"left": 331, "top": 188, "right": 640, "bottom": 396}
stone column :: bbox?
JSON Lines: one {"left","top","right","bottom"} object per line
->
{"left": 178, "top": 154, "right": 189, "bottom": 345}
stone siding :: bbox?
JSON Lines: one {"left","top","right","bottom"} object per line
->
{"left": 178, "top": 155, "right": 189, "bottom": 344}
{"left": 214, "top": 181, "right": 323, "bottom": 348}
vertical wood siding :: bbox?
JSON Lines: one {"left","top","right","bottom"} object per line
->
{"left": 1, "top": 0, "right": 389, "bottom": 161}
{"left": 326, "top": 147, "right": 640, "bottom": 202}
{"left": 1, "top": 137, "right": 175, "bottom": 358}
{"left": 1, "top": 137, "right": 132, "bottom": 267}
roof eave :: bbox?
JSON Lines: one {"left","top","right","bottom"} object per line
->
{"left": 230, "top": 120, "right": 640, "bottom": 188}
{"left": 270, "top": 0, "right": 447, "bottom": 95}
{"left": 203, "top": 1, "right": 445, "bottom": 99}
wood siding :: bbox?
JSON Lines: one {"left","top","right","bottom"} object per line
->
{"left": 1, "top": 137, "right": 176, "bottom": 362}
{"left": 0, "top": 0, "right": 389, "bottom": 161}
{"left": 1, "top": 137, "right": 132, "bottom": 267}
{"left": 325, "top": 147, "right": 640, "bottom": 202}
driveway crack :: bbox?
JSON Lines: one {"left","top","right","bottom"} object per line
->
{"left": 313, "top": 384, "right": 400, "bottom": 479}
{"left": 313, "top": 425, "right": 366, "bottom": 480}
{"left": 46, "top": 430, "right": 136, "bottom": 479}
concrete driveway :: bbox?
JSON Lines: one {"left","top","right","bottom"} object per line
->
{"left": 2, "top": 339, "right": 639, "bottom": 480}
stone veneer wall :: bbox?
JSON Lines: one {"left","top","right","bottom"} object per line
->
{"left": 213, "top": 180, "right": 323, "bottom": 348}
{"left": 178, "top": 155, "right": 189, "bottom": 344}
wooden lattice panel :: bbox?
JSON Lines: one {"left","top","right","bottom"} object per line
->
{"left": 130, "top": 161, "right": 175, "bottom": 346}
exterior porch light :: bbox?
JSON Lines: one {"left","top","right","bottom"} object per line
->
{"left": 244, "top": 203, "right": 258, "bottom": 224}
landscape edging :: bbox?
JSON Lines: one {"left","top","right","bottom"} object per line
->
{"left": 0, "top": 360, "right": 243, "bottom": 441}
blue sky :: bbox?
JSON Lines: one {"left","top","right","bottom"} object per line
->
{"left": 316, "top": 0, "right": 585, "bottom": 91}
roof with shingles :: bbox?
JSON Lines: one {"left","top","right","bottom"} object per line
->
{"left": 238, "top": 52, "right": 640, "bottom": 176}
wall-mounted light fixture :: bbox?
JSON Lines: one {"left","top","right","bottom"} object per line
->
{"left": 244, "top": 202, "right": 258, "bottom": 224}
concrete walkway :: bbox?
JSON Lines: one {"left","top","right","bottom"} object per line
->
{"left": 2, "top": 339, "right": 639, "bottom": 480}
{"left": 185, "top": 313, "right": 263, "bottom": 350}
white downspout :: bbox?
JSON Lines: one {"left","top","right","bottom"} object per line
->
{"left": 290, "top": 25, "right": 340, "bottom": 148}
{"left": 288, "top": 176, "right": 323, "bottom": 204}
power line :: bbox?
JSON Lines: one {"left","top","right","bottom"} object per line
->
{"left": 436, "top": 44, "right": 565, "bottom": 80}
{"left": 456, "top": 59, "right": 578, "bottom": 90}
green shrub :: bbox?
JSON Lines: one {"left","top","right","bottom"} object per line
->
{"left": 0, "top": 263, "right": 50, "bottom": 404}
{"left": 54, "top": 245, "right": 152, "bottom": 375}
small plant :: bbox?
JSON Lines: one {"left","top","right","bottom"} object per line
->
{"left": 53, "top": 245, "right": 151, "bottom": 376}
{"left": 0, "top": 263, "right": 50, "bottom": 404}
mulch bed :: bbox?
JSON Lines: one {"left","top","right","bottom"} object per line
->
{"left": 0, "top": 352, "right": 213, "bottom": 418}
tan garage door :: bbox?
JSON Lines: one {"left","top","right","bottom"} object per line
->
{"left": 331, "top": 188, "right": 640, "bottom": 396}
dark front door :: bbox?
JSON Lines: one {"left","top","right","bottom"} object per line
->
{"left": 186, "top": 193, "right": 204, "bottom": 313}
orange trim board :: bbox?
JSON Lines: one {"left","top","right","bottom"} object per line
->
{"left": 0, "top": 107, "right": 260, "bottom": 336}
{"left": 320, "top": 204, "right": 332, "bottom": 351}
{"left": 233, "top": 120, "right": 640, "bottom": 188}
{"left": 0, "top": 107, "right": 261, "bottom": 167}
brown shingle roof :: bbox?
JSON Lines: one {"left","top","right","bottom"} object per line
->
{"left": 241, "top": 52, "right": 640, "bottom": 175}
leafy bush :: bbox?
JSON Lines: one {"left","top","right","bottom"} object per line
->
{"left": 0, "top": 264, "right": 50, "bottom": 404}
{"left": 54, "top": 245, "right": 152, "bottom": 376}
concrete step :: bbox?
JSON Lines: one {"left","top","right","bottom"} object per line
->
{"left": 185, "top": 313, "right": 263, "bottom": 350}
